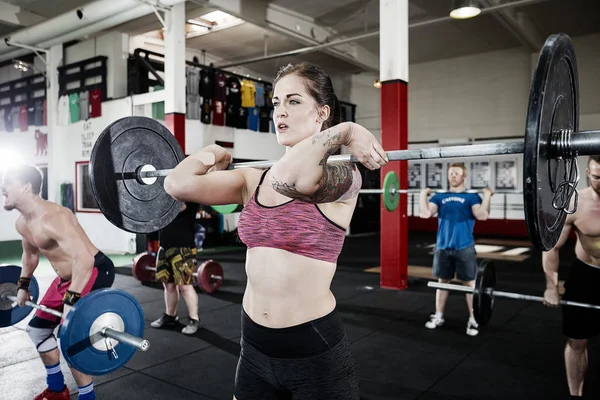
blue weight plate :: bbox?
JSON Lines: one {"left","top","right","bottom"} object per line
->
{"left": 0, "top": 265, "right": 40, "bottom": 328}
{"left": 60, "top": 288, "right": 145, "bottom": 376}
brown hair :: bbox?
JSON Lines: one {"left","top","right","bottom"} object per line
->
{"left": 273, "top": 63, "right": 341, "bottom": 131}
{"left": 448, "top": 162, "right": 467, "bottom": 175}
{"left": 588, "top": 155, "right": 600, "bottom": 166}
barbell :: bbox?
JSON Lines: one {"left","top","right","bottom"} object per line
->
{"left": 131, "top": 252, "right": 224, "bottom": 293}
{"left": 426, "top": 260, "right": 600, "bottom": 327}
{"left": 356, "top": 170, "right": 523, "bottom": 212}
{"left": 89, "top": 33, "right": 588, "bottom": 251}
{"left": 0, "top": 265, "right": 149, "bottom": 376}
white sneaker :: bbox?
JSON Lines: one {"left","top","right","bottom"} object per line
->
{"left": 425, "top": 314, "right": 444, "bottom": 329}
{"left": 466, "top": 319, "right": 479, "bottom": 336}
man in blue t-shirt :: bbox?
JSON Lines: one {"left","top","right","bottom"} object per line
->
{"left": 419, "top": 162, "right": 492, "bottom": 336}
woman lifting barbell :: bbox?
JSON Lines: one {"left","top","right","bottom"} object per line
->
{"left": 164, "top": 63, "right": 388, "bottom": 400}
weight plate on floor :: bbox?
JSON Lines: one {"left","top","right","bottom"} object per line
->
{"left": 132, "top": 252, "right": 156, "bottom": 283}
{"left": 89, "top": 116, "right": 185, "bottom": 233}
{"left": 0, "top": 265, "right": 40, "bottom": 327}
{"left": 197, "top": 260, "right": 223, "bottom": 294}
{"left": 382, "top": 171, "right": 399, "bottom": 212}
{"left": 60, "top": 288, "right": 145, "bottom": 376}
{"left": 524, "top": 33, "right": 579, "bottom": 251}
{"left": 473, "top": 260, "right": 496, "bottom": 327}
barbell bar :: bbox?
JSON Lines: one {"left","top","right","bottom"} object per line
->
{"left": 427, "top": 281, "right": 600, "bottom": 311}
{"left": 131, "top": 253, "right": 224, "bottom": 293}
{"left": 425, "top": 260, "right": 600, "bottom": 327}
{"left": 130, "top": 132, "right": 595, "bottom": 180}
{"left": 88, "top": 33, "right": 584, "bottom": 251}
{"left": 0, "top": 292, "right": 149, "bottom": 351}
{"left": 358, "top": 188, "right": 523, "bottom": 195}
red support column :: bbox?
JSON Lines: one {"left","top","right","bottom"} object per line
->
{"left": 165, "top": 113, "right": 186, "bottom": 152}
{"left": 379, "top": 0, "right": 409, "bottom": 290}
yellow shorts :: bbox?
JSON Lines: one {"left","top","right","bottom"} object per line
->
{"left": 155, "top": 247, "right": 197, "bottom": 285}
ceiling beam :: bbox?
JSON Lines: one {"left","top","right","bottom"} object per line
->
{"left": 189, "top": 0, "right": 379, "bottom": 72}
{"left": 479, "top": 0, "right": 544, "bottom": 51}
{"left": 0, "top": 0, "right": 45, "bottom": 27}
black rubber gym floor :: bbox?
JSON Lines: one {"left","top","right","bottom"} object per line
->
{"left": 2, "top": 233, "right": 599, "bottom": 400}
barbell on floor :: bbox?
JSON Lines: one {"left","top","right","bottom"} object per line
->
{"left": 426, "top": 260, "right": 600, "bottom": 327}
{"left": 89, "top": 33, "right": 586, "bottom": 251}
{"left": 131, "top": 252, "right": 224, "bottom": 294}
{"left": 0, "top": 265, "right": 149, "bottom": 376}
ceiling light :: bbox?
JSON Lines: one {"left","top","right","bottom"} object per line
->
{"left": 450, "top": 0, "right": 481, "bottom": 20}
{"left": 373, "top": 80, "right": 382, "bottom": 89}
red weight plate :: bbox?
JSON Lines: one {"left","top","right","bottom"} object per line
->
{"left": 198, "top": 260, "right": 223, "bottom": 294}
{"left": 132, "top": 252, "right": 156, "bottom": 282}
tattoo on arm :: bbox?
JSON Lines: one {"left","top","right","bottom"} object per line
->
{"left": 270, "top": 127, "right": 359, "bottom": 203}
{"left": 270, "top": 162, "right": 361, "bottom": 203}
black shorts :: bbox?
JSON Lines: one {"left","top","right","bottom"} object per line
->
{"left": 234, "top": 309, "right": 359, "bottom": 400}
{"left": 562, "top": 258, "right": 600, "bottom": 339}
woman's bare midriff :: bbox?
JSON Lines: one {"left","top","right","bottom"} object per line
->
{"left": 242, "top": 247, "right": 337, "bottom": 328}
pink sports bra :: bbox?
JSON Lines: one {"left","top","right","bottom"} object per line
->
{"left": 237, "top": 169, "right": 346, "bottom": 263}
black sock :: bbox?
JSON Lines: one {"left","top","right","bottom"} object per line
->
{"left": 570, "top": 395, "right": 582, "bottom": 399}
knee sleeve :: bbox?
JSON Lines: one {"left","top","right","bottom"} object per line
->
{"left": 26, "top": 325, "right": 58, "bottom": 353}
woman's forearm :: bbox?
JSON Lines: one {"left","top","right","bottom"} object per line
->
{"left": 270, "top": 122, "right": 352, "bottom": 194}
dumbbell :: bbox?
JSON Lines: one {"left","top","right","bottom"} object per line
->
{"left": 131, "top": 252, "right": 224, "bottom": 293}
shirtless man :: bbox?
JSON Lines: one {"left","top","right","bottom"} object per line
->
{"left": 542, "top": 155, "right": 600, "bottom": 400}
{"left": 1, "top": 164, "right": 115, "bottom": 400}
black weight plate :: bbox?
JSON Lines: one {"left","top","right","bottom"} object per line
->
{"left": 524, "top": 34, "right": 579, "bottom": 251}
{"left": 89, "top": 117, "right": 185, "bottom": 233}
{"left": 473, "top": 260, "right": 496, "bottom": 327}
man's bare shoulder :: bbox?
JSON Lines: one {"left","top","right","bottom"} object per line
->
{"left": 39, "top": 202, "right": 76, "bottom": 228}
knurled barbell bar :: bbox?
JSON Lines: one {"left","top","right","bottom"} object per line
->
{"left": 356, "top": 170, "right": 524, "bottom": 211}
{"left": 0, "top": 265, "right": 149, "bottom": 376}
{"left": 89, "top": 33, "right": 584, "bottom": 251}
{"left": 425, "top": 260, "right": 600, "bottom": 327}
{"left": 131, "top": 253, "right": 224, "bottom": 294}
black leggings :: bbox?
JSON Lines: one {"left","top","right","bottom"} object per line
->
{"left": 234, "top": 309, "right": 359, "bottom": 400}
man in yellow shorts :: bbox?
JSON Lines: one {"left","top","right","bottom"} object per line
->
{"left": 151, "top": 202, "right": 201, "bottom": 335}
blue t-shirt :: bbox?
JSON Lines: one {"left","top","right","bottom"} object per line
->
{"left": 247, "top": 107, "right": 259, "bottom": 131}
{"left": 430, "top": 192, "right": 482, "bottom": 250}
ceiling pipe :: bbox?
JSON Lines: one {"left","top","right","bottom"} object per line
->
{"left": 215, "top": 0, "right": 552, "bottom": 69}
{"left": 0, "top": 0, "right": 144, "bottom": 56}
{"left": 0, "top": 0, "right": 189, "bottom": 64}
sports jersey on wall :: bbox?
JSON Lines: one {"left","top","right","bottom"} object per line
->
{"left": 259, "top": 107, "right": 270, "bottom": 133}
{"left": 69, "top": 93, "right": 80, "bottom": 123}
{"left": 90, "top": 88, "right": 102, "bottom": 118}
{"left": 214, "top": 72, "right": 227, "bottom": 102}
{"left": 186, "top": 94, "right": 200, "bottom": 120}
{"left": 19, "top": 105, "right": 27, "bottom": 132}
{"left": 255, "top": 84, "right": 265, "bottom": 107}
{"left": 186, "top": 66, "right": 200, "bottom": 95}
{"left": 34, "top": 100, "right": 43, "bottom": 126}
{"left": 247, "top": 107, "right": 259, "bottom": 131}
{"left": 199, "top": 69, "right": 214, "bottom": 102}
{"left": 212, "top": 100, "right": 225, "bottom": 126}
{"left": 79, "top": 90, "right": 89, "bottom": 120}
{"left": 241, "top": 79, "right": 256, "bottom": 108}
{"left": 201, "top": 98, "right": 212, "bottom": 125}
